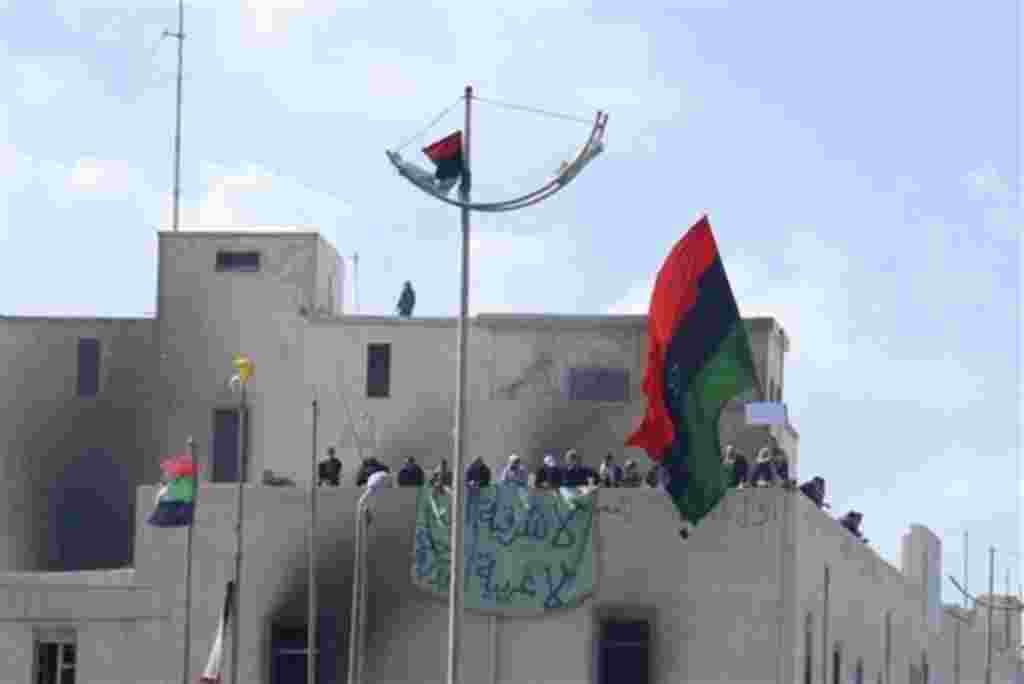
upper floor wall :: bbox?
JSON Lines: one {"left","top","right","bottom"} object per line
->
{"left": 0, "top": 316, "right": 157, "bottom": 572}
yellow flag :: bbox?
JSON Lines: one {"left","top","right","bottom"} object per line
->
{"left": 232, "top": 354, "right": 254, "bottom": 384}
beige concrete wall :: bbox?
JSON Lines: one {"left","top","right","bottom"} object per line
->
{"left": 790, "top": 493, "right": 1019, "bottom": 684}
{"left": 154, "top": 233, "right": 317, "bottom": 485}
{"left": 0, "top": 316, "right": 157, "bottom": 571}
{"left": 314, "top": 236, "right": 344, "bottom": 316}
{"left": 300, "top": 313, "right": 790, "bottom": 483}
{"left": 125, "top": 483, "right": 794, "bottom": 684}
{"left": 0, "top": 570, "right": 171, "bottom": 684}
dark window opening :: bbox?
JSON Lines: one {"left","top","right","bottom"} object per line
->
{"left": 213, "top": 408, "right": 249, "bottom": 483}
{"left": 562, "top": 367, "right": 630, "bottom": 401}
{"left": 366, "top": 344, "right": 391, "bottom": 398}
{"left": 270, "top": 617, "right": 337, "bottom": 684}
{"left": 216, "top": 250, "right": 261, "bottom": 272}
{"left": 598, "top": 619, "right": 650, "bottom": 684}
{"left": 76, "top": 338, "right": 100, "bottom": 397}
{"left": 35, "top": 639, "right": 76, "bottom": 684}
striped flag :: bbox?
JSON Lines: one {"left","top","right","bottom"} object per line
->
{"left": 147, "top": 454, "right": 196, "bottom": 527}
{"left": 626, "top": 216, "right": 761, "bottom": 528}
{"left": 200, "top": 581, "right": 234, "bottom": 684}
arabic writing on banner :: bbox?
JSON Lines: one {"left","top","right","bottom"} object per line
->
{"left": 412, "top": 483, "right": 596, "bottom": 615}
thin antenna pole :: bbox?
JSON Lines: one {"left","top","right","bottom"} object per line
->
{"left": 446, "top": 84, "right": 472, "bottom": 684}
{"left": 167, "top": 0, "right": 185, "bottom": 231}
{"left": 308, "top": 399, "right": 319, "bottom": 684}
{"left": 352, "top": 252, "right": 359, "bottom": 314}
{"left": 1006, "top": 567, "right": 1012, "bottom": 651}
{"left": 965, "top": 531, "right": 970, "bottom": 610}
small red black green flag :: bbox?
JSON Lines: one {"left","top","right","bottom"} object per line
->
{"left": 423, "top": 131, "right": 464, "bottom": 182}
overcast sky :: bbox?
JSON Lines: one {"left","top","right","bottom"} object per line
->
{"left": 2, "top": 1, "right": 1020, "bottom": 604}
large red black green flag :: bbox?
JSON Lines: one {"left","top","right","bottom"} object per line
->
{"left": 626, "top": 216, "right": 761, "bottom": 527}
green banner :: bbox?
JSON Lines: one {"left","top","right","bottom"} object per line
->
{"left": 412, "top": 483, "right": 597, "bottom": 615}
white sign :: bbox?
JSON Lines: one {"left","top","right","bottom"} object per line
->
{"left": 745, "top": 402, "right": 788, "bottom": 426}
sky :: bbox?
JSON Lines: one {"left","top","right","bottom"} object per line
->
{"left": 1, "top": 1, "right": 1020, "bottom": 605}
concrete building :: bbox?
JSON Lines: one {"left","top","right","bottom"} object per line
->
{"left": 0, "top": 230, "right": 1018, "bottom": 683}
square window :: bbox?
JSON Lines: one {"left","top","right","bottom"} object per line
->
{"left": 216, "top": 251, "right": 261, "bottom": 272}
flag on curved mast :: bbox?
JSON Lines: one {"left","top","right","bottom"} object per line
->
{"left": 626, "top": 216, "right": 761, "bottom": 527}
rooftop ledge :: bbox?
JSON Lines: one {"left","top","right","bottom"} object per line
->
{"left": 0, "top": 569, "right": 140, "bottom": 588}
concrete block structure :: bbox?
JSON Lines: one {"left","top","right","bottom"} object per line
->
{"left": 0, "top": 230, "right": 1017, "bottom": 683}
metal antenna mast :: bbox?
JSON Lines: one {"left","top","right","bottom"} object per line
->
{"left": 164, "top": 0, "right": 185, "bottom": 231}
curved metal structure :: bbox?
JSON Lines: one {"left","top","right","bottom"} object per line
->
{"left": 386, "top": 110, "right": 607, "bottom": 213}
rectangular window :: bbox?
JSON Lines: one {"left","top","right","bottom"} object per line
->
{"left": 598, "top": 619, "right": 650, "bottom": 684}
{"left": 216, "top": 251, "right": 261, "bottom": 272}
{"left": 270, "top": 616, "right": 337, "bottom": 684}
{"left": 34, "top": 635, "right": 76, "bottom": 684}
{"left": 366, "top": 344, "right": 391, "bottom": 398}
{"left": 562, "top": 367, "right": 630, "bottom": 402}
{"left": 76, "top": 338, "right": 100, "bottom": 397}
{"left": 212, "top": 409, "right": 248, "bottom": 483}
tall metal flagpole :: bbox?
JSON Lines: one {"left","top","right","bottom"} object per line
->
{"left": 309, "top": 399, "right": 319, "bottom": 684}
{"left": 182, "top": 436, "right": 197, "bottom": 684}
{"left": 986, "top": 546, "right": 995, "bottom": 684}
{"left": 446, "top": 84, "right": 473, "bottom": 684}
{"left": 165, "top": 0, "right": 185, "bottom": 232}
{"left": 231, "top": 384, "right": 247, "bottom": 684}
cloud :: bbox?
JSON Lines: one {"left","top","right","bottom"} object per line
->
{"left": 942, "top": 478, "right": 971, "bottom": 499}
{"left": 14, "top": 63, "right": 67, "bottom": 106}
{"left": 168, "top": 162, "right": 354, "bottom": 230}
{"left": 68, "top": 159, "right": 137, "bottom": 193}
{"left": 607, "top": 230, "right": 854, "bottom": 367}
{"left": 467, "top": 222, "right": 584, "bottom": 314}
{"left": 961, "top": 163, "right": 1022, "bottom": 242}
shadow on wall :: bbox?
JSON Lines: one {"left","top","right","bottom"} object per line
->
{"left": 377, "top": 403, "right": 454, "bottom": 470}
{"left": 48, "top": 447, "right": 133, "bottom": 571}
{"left": 268, "top": 532, "right": 358, "bottom": 680}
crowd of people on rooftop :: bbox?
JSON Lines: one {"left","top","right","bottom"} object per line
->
{"left": 304, "top": 436, "right": 867, "bottom": 543}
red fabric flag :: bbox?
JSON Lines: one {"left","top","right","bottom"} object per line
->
{"left": 625, "top": 216, "right": 718, "bottom": 461}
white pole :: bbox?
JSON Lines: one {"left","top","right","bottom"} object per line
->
{"left": 446, "top": 84, "right": 472, "bottom": 684}
{"left": 308, "top": 400, "right": 319, "bottom": 684}
{"left": 230, "top": 385, "right": 247, "bottom": 684}
{"left": 986, "top": 546, "right": 995, "bottom": 684}
{"left": 181, "top": 436, "right": 197, "bottom": 684}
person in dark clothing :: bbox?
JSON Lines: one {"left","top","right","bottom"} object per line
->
{"left": 599, "top": 452, "right": 623, "bottom": 488}
{"left": 397, "top": 456, "right": 425, "bottom": 487}
{"left": 430, "top": 459, "right": 453, "bottom": 487}
{"left": 799, "top": 477, "right": 829, "bottom": 509}
{"left": 621, "top": 460, "right": 642, "bottom": 487}
{"left": 355, "top": 457, "right": 388, "bottom": 486}
{"left": 749, "top": 445, "right": 776, "bottom": 487}
{"left": 722, "top": 445, "right": 749, "bottom": 489}
{"left": 535, "top": 454, "right": 563, "bottom": 490}
{"left": 466, "top": 456, "right": 491, "bottom": 488}
{"left": 562, "top": 450, "right": 595, "bottom": 488}
{"left": 396, "top": 281, "right": 416, "bottom": 318}
{"left": 318, "top": 446, "right": 342, "bottom": 487}
{"left": 839, "top": 511, "right": 867, "bottom": 542}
